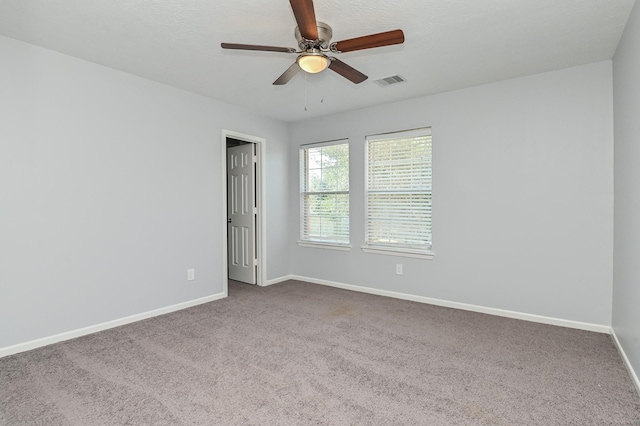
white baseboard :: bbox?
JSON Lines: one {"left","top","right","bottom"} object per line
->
{"left": 290, "top": 275, "right": 611, "bottom": 334}
{"left": 611, "top": 328, "right": 640, "bottom": 396}
{"left": 0, "top": 292, "right": 226, "bottom": 358}
{"left": 263, "top": 275, "right": 295, "bottom": 287}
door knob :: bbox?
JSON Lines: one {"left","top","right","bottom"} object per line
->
{"left": 227, "top": 218, "right": 232, "bottom": 223}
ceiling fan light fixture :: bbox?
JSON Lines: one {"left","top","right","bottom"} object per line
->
{"left": 297, "top": 53, "right": 329, "bottom": 74}
{"left": 222, "top": 1, "right": 406, "bottom": 85}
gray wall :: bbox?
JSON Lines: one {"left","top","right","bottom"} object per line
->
{"left": 613, "top": 0, "right": 640, "bottom": 387}
{"left": 0, "top": 35, "right": 289, "bottom": 349}
{"left": 289, "top": 61, "right": 614, "bottom": 325}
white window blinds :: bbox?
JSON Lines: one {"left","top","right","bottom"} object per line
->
{"left": 365, "top": 128, "right": 432, "bottom": 252}
{"left": 300, "top": 140, "right": 349, "bottom": 244}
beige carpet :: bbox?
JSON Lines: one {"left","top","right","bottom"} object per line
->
{"left": 1, "top": 279, "right": 639, "bottom": 425}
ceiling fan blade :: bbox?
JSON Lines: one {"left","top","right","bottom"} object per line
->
{"left": 289, "top": 0, "right": 318, "bottom": 40}
{"left": 328, "top": 58, "right": 367, "bottom": 84}
{"left": 331, "top": 29, "right": 405, "bottom": 53}
{"left": 273, "top": 62, "right": 302, "bottom": 85}
{"left": 221, "top": 43, "right": 296, "bottom": 53}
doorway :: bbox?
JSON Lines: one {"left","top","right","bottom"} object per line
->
{"left": 222, "top": 130, "right": 266, "bottom": 290}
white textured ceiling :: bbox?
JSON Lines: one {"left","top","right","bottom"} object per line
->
{"left": 0, "top": 0, "right": 635, "bottom": 122}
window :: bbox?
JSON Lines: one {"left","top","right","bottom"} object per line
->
{"left": 299, "top": 140, "right": 349, "bottom": 247}
{"left": 364, "top": 128, "right": 432, "bottom": 258}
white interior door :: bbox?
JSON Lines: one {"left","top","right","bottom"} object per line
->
{"left": 227, "top": 143, "right": 257, "bottom": 284}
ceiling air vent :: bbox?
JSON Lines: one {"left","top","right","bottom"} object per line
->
{"left": 375, "top": 75, "right": 406, "bottom": 87}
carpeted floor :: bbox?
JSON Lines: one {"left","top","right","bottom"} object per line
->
{"left": 1, "top": 279, "right": 639, "bottom": 425}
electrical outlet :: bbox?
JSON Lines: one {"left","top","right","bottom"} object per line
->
{"left": 396, "top": 264, "right": 403, "bottom": 275}
{"left": 187, "top": 269, "right": 195, "bottom": 281}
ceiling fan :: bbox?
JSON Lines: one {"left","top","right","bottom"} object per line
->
{"left": 221, "top": 0, "right": 405, "bottom": 85}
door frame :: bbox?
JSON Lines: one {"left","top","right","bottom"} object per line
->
{"left": 221, "top": 129, "right": 267, "bottom": 295}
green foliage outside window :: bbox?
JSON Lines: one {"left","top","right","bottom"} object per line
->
{"left": 301, "top": 142, "right": 349, "bottom": 243}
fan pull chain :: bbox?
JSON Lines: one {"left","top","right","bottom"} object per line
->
{"left": 304, "top": 72, "right": 308, "bottom": 111}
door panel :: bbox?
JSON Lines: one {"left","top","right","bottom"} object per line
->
{"left": 227, "top": 144, "right": 256, "bottom": 284}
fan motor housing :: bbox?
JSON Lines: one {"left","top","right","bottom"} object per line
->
{"left": 295, "top": 22, "right": 333, "bottom": 50}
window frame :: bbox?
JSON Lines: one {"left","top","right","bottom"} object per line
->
{"left": 362, "top": 128, "right": 433, "bottom": 259}
{"left": 298, "top": 139, "right": 351, "bottom": 250}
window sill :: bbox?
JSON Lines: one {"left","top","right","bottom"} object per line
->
{"left": 297, "top": 241, "right": 352, "bottom": 251}
{"left": 361, "top": 245, "right": 434, "bottom": 260}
